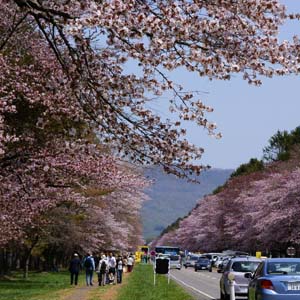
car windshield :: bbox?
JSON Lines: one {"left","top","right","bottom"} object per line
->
{"left": 198, "top": 258, "right": 210, "bottom": 263}
{"left": 170, "top": 255, "right": 180, "bottom": 261}
{"left": 232, "top": 261, "right": 260, "bottom": 272}
{"left": 267, "top": 262, "right": 300, "bottom": 275}
{"left": 189, "top": 256, "right": 198, "bottom": 261}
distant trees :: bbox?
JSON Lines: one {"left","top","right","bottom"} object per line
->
{"left": 263, "top": 127, "right": 300, "bottom": 162}
{"left": 155, "top": 127, "right": 300, "bottom": 254}
{"left": 155, "top": 165, "right": 300, "bottom": 253}
{"left": 230, "top": 158, "right": 264, "bottom": 178}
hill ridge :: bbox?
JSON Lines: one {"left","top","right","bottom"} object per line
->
{"left": 141, "top": 167, "right": 232, "bottom": 241}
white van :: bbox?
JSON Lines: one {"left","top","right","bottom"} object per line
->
{"left": 169, "top": 254, "right": 181, "bottom": 270}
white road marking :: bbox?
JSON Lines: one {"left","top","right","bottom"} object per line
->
{"left": 170, "top": 273, "right": 215, "bottom": 299}
{"left": 195, "top": 273, "right": 217, "bottom": 280}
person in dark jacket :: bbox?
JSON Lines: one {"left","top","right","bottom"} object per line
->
{"left": 69, "top": 253, "right": 81, "bottom": 285}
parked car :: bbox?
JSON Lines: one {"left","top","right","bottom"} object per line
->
{"left": 247, "top": 258, "right": 300, "bottom": 300}
{"left": 183, "top": 255, "right": 199, "bottom": 268}
{"left": 220, "top": 256, "right": 261, "bottom": 300}
{"left": 200, "top": 253, "right": 217, "bottom": 266}
{"left": 217, "top": 256, "right": 231, "bottom": 273}
{"left": 194, "top": 257, "right": 212, "bottom": 272}
{"left": 215, "top": 256, "right": 225, "bottom": 268}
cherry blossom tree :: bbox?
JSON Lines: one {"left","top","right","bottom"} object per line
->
{"left": 2, "top": 0, "right": 300, "bottom": 177}
{"left": 0, "top": 0, "right": 150, "bottom": 250}
{"left": 157, "top": 154, "right": 300, "bottom": 254}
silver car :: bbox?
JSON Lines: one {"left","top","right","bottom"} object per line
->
{"left": 183, "top": 255, "right": 199, "bottom": 268}
{"left": 220, "top": 256, "right": 261, "bottom": 300}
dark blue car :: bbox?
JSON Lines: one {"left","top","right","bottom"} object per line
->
{"left": 194, "top": 257, "right": 212, "bottom": 272}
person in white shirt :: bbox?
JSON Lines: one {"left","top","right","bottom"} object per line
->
{"left": 127, "top": 255, "right": 134, "bottom": 272}
{"left": 108, "top": 252, "right": 116, "bottom": 284}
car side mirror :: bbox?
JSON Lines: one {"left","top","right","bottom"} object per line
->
{"left": 244, "top": 272, "right": 253, "bottom": 279}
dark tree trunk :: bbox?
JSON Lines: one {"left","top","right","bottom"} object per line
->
{"left": 23, "top": 236, "right": 39, "bottom": 278}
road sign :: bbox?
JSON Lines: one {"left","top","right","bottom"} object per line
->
{"left": 154, "top": 257, "right": 170, "bottom": 285}
{"left": 155, "top": 258, "right": 169, "bottom": 274}
{"left": 287, "top": 246, "right": 296, "bottom": 256}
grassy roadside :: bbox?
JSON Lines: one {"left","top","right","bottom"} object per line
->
{"left": 116, "top": 264, "right": 194, "bottom": 300}
{"left": 0, "top": 265, "right": 195, "bottom": 300}
{"left": 0, "top": 271, "right": 80, "bottom": 300}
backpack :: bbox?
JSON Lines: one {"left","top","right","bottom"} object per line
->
{"left": 84, "top": 257, "right": 92, "bottom": 269}
{"left": 100, "top": 260, "right": 107, "bottom": 272}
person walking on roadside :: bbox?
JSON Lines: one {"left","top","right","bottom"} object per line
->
{"left": 127, "top": 255, "right": 134, "bottom": 272}
{"left": 97, "top": 254, "right": 108, "bottom": 286}
{"left": 83, "top": 253, "right": 95, "bottom": 286}
{"left": 116, "top": 255, "right": 123, "bottom": 284}
{"left": 108, "top": 252, "right": 116, "bottom": 284}
{"left": 69, "top": 253, "right": 81, "bottom": 285}
{"left": 123, "top": 255, "right": 128, "bottom": 273}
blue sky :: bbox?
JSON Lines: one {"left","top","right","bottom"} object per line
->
{"left": 153, "top": 0, "right": 300, "bottom": 170}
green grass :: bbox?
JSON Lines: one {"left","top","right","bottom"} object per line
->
{"left": 116, "top": 264, "right": 194, "bottom": 300}
{"left": 0, "top": 271, "right": 80, "bottom": 300}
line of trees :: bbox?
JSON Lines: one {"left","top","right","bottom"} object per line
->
{"left": 0, "top": 1, "right": 150, "bottom": 277}
{"left": 154, "top": 128, "right": 300, "bottom": 256}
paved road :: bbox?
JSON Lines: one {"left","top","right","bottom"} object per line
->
{"left": 170, "top": 268, "right": 247, "bottom": 300}
{"left": 170, "top": 267, "right": 221, "bottom": 300}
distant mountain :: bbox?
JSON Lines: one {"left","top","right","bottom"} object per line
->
{"left": 141, "top": 167, "right": 233, "bottom": 241}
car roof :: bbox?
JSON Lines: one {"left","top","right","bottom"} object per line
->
{"left": 230, "top": 256, "right": 261, "bottom": 262}
{"left": 264, "top": 258, "right": 300, "bottom": 263}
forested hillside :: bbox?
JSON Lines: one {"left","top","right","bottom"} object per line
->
{"left": 154, "top": 127, "right": 300, "bottom": 256}
{"left": 141, "top": 167, "right": 232, "bottom": 240}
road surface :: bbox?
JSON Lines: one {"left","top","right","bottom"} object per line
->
{"left": 170, "top": 268, "right": 247, "bottom": 300}
{"left": 170, "top": 267, "right": 221, "bottom": 300}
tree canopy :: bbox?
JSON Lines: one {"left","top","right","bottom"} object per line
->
{"left": 1, "top": 0, "right": 300, "bottom": 257}
{"left": 2, "top": 0, "right": 300, "bottom": 177}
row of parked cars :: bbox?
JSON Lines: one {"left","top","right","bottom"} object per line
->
{"left": 219, "top": 255, "right": 300, "bottom": 300}
{"left": 183, "top": 253, "right": 213, "bottom": 272}
{"left": 183, "top": 252, "right": 233, "bottom": 271}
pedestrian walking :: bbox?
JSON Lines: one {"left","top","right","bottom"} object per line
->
{"left": 108, "top": 252, "right": 116, "bottom": 284}
{"left": 83, "top": 253, "right": 95, "bottom": 286}
{"left": 123, "top": 255, "right": 128, "bottom": 273}
{"left": 97, "top": 254, "right": 108, "bottom": 286}
{"left": 69, "top": 253, "right": 81, "bottom": 285}
{"left": 127, "top": 255, "right": 134, "bottom": 272}
{"left": 116, "top": 255, "right": 123, "bottom": 284}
